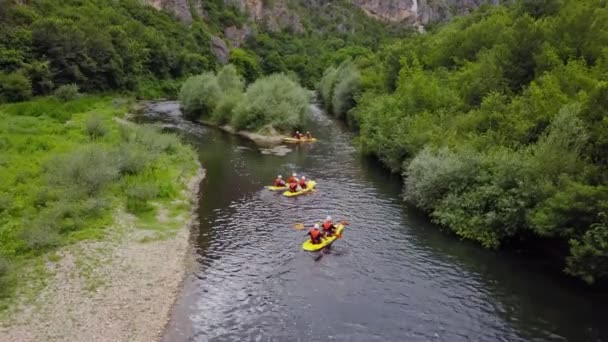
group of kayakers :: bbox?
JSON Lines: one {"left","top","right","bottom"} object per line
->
{"left": 293, "top": 131, "right": 313, "bottom": 140}
{"left": 306, "top": 216, "right": 337, "bottom": 244}
{"left": 274, "top": 173, "right": 310, "bottom": 193}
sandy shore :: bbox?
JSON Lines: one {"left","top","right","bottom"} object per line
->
{"left": 0, "top": 168, "right": 205, "bottom": 342}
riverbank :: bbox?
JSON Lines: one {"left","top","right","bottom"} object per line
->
{"left": 0, "top": 95, "right": 204, "bottom": 340}
{"left": 0, "top": 168, "right": 204, "bottom": 341}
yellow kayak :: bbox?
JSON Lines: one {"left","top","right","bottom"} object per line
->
{"left": 266, "top": 185, "right": 288, "bottom": 191}
{"left": 283, "top": 181, "right": 316, "bottom": 197}
{"left": 283, "top": 137, "right": 317, "bottom": 143}
{"left": 302, "top": 224, "right": 345, "bottom": 251}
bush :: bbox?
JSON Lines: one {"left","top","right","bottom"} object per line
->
{"left": 114, "top": 143, "right": 151, "bottom": 175}
{"left": 405, "top": 147, "right": 482, "bottom": 211}
{"left": 232, "top": 74, "right": 309, "bottom": 131}
{"left": 332, "top": 62, "right": 361, "bottom": 119}
{"left": 85, "top": 113, "right": 108, "bottom": 139}
{"left": 20, "top": 219, "right": 60, "bottom": 250}
{"left": 46, "top": 146, "right": 119, "bottom": 195}
{"left": 0, "top": 71, "right": 32, "bottom": 102}
{"left": 53, "top": 84, "right": 80, "bottom": 101}
{"left": 217, "top": 64, "right": 244, "bottom": 93}
{"left": 212, "top": 92, "right": 245, "bottom": 125}
{"left": 318, "top": 66, "right": 338, "bottom": 111}
{"left": 119, "top": 124, "right": 179, "bottom": 154}
{"left": 125, "top": 183, "right": 159, "bottom": 214}
{"left": 566, "top": 213, "right": 608, "bottom": 284}
{"left": 178, "top": 72, "right": 221, "bottom": 120}
{"left": 229, "top": 48, "right": 262, "bottom": 83}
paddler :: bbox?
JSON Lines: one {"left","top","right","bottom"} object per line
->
{"left": 305, "top": 131, "right": 313, "bottom": 139}
{"left": 274, "top": 175, "right": 285, "bottom": 187}
{"left": 287, "top": 172, "right": 298, "bottom": 184}
{"left": 307, "top": 224, "right": 323, "bottom": 244}
{"left": 293, "top": 131, "right": 302, "bottom": 139}
{"left": 322, "top": 215, "right": 336, "bottom": 236}
{"left": 298, "top": 176, "right": 308, "bottom": 189}
{"left": 288, "top": 181, "right": 299, "bottom": 193}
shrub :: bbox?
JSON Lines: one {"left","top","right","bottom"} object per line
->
{"left": 85, "top": 113, "right": 108, "bottom": 139}
{"left": 212, "top": 92, "right": 244, "bottom": 125}
{"left": 232, "top": 74, "right": 309, "bottom": 131}
{"left": 125, "top": 183, "right": 159, "bottom": 214}
{"left": 53, "top": 84, "right": 80, "bottom": 101}
{"left": 217, "top": 64, "right": 244, "bottom": 93}
{"left": 405, "top": 147, "right": 482, "bottom": 211}
{"left": 332, "top": 62, "right": 361, "bottom": 119}
{"left": 119, "top": 124, "right": 179, "bottom": 154}
{"left": 178, "top": 72, "right": 221, "bottom": 120}
{"left": 114, "top": 143, "right": 151, "bottom": 175}
{"left": 21, "top": 219, "right": 60, "bottom": 250}
{"left": 318, "top": 66, "right": 338, "bottom": 111}
{"left": 0, "top": 71, "right": 32, "bottom": 102}
{"left": 46, "top": 146, "right": 119, "bottom": 195}
{"left": 566, "top": 213, "right": 608, "bottom": 284}
{"left": 229, "top": 48, "right": 262, "bottom": 83}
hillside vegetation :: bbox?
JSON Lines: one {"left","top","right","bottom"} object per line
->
{"left": 319, "top": 0, "right": 608, "bottom": 284}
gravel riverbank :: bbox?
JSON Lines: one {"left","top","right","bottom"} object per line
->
{"left": 0, "top": 168, "right": 205, "bottom": 342}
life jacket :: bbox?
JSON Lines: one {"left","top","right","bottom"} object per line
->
{"left": 299, "top": 179, "right": 307, "bottom": 188}
{"left": 322, "top": 221, "right": 333, "bottom": 231}
{"left": 289, "top": 182, "right": 298, "bottom": 192}
{"left": 309, "top": 228, "right": 321, "bottom": 241}
{"left": 274, "top": 178, "right": 285, "bottom": 186}
{"left": 287, "top": 176, "right": 296, "bottom": 183}
{"left": 306, "top": 133, "right": 312, "bottom": 139}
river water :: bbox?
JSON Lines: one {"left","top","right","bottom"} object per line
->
{"left": 139, "top": 102, "right": 608, "bottom": 342}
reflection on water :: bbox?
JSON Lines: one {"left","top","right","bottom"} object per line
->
{"left": 139, "top": 102, "right": 608, "bottom": 342}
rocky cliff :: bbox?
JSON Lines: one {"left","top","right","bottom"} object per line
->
{"left": 352, "top": 0, "right": 503, "bottom": 24}
{"left": 146, "top": 0, "right": 503, "bottom": 26}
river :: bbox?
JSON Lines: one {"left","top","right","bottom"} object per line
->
{"left": 139, "top": 102, "right": 608, "bottom": 342}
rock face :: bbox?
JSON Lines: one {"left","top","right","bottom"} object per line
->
{"left": 147, "top": 0, "right": 203, "bottom": 23}
{"left": 210, "top": 36, "right": 230, "bottom": 64}
{"left": 146, "top": 0, "right": 502, "bottom": 27}
{"left": 352, "top": 0, "right": 503, "bottom": 25}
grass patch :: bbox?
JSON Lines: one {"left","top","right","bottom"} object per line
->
{"left": 0, "top": 94, "right": 199, "bottom": 308}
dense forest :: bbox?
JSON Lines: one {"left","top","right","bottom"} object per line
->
{"left": 319, "top": 0, "right": 608, "bottom": 284}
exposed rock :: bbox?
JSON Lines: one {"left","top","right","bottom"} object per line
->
{"left": 352, "top": 0, "right": 503, "bottom": 25}
{"left": 146, "top": 0, "right": 203, "bottom": 23}
{"left": 210, "top": 36, "right": 230, "bottom": 64}
{"left": 145, "top": 0, "right": 502, "bottom": 31}
{"left": 224, "top": 25, "right": 252, "bottom": 48}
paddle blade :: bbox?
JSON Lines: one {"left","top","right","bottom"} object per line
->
{"left": 340, "top": 220, "right": 350, "bottom": 226}
{"left": 293, "top": 223, "right": 305, "bottom": 230}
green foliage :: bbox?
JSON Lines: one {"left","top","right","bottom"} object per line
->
{"left": 125, "top": 183, "right": 159, "bottom": 214}
{"left": 216, "top": 64, "right": 244, "bottom": 93}
{"left": 178, "top": 73, "right": 221, "bottom": 120}
{"left": 331, "top": 61, "right": 361, "bottom": 119}
{"left": 348, "top": 0, "right": 608, "bottom": 283}
{"left": 46, "top": 146, "right": 119, "bottom": 195}
{"left": 0, "top": 71, "right": 32, "bottom": 102}
{"left": 0, "top": 0, "right": 220, "bottom": 102}
{"left": 0, "top": 95, "right": 199, "bottom": 302}
{"left": 229, "top": 48, "right": 262, "bottom": 84}
{"left": 179, "top": 66, "right": 309, "bottom": 132}
{"left": 53, "top": 84, "right": 79, "bottom": 101}
{"left": 84, "top": 113, "right": 108, "bottom": 140}
{"left": 232, "top": 74, "right": 309, "bottom": 131}
{"left": 566, "top": 213, "right": 608, "bottom": 284}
